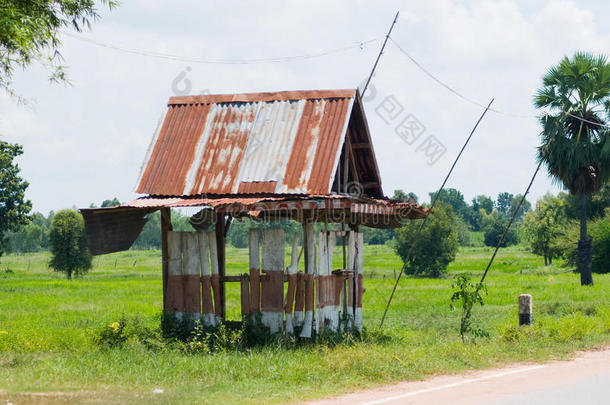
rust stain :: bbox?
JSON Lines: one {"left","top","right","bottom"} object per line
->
{"left": 136, "top": 89, "right": 363, "bottom": 197}
{"left": 237, "top": 181, "right": 277, "bottom": 193}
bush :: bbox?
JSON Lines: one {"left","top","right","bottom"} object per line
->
{"left": 483, "top": 217, "right": 519, "bottom": 247}
{"left": 49, "top": 209, "right": 91, "bottom": 279}
{"left": 557, "top": 211, "right": 610, "bottom": 273}
{"left": 394, "top": 202, "right": 459, "bottom": 278}
{"left": 590, "top": 211, "right": 610, "bottom": 273}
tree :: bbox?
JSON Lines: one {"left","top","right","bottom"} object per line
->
{"left": 6, "top": 222, "right": 42, "bottom": 253}
{"left": 496, "top": 192, "right": 514, "bottom": 219}
{"left": 49, "top": 210, "right": 91, "bottom": 279}
{"left": 468, "top": 195, "right": 495, "bottom": 231}
{"left": 509, "top": 194, "right": 532, "bottom": 222}
{"left": 534, "top": 52, "right": 610, "bottom": 285}
{"left": 392, "top": 189, "right": 418, "bottom": 203}
{"left": 0, "top": 141, "right": 31, "bottom": 255}
{"left": 589, "top": 210, "right": 610, "bottom": 273}
{"left": 482, "top": 212, "right": 519, "bottom": 248}
{"left": 558, "top": 184, "right": 610, "bottom": 221}
{"left": 0, "top": 1, "right": 116, "bottom": 96}
{"left": 101, "top": 197, "right": 121, "bottom": 207}
{"left": 394, "top": 203, "right": 459, "bottom": 278}
{"left": 473, "top": 195, "right": 494, "bottom": 215}
{"left": 523, "top": 195, "right": 567, "bottom": 265}
{"left": 429, "top": 188, "right": 467, "bottom": 217}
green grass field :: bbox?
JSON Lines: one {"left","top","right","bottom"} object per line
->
{"left": 1, "top": 245, "right": 609, "bottom": 404}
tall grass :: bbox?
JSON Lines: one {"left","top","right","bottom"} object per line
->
{"left": 0, "top": 246, "right": 608, "bottom": 404}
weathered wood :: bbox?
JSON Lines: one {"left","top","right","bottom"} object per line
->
{"left": 198, "top": 231, "right": 215, "bottom": 326}
{"left": 182, "top": 232, "right": 201, "bottom": 318}
{"left": 207, "top": 230, "right": 222, "bottom": 320}
{"left": 326, "top": 232, "right": 338, "bottom": 331}
{"left": 167, "top": 231, "right": 184, "bottom": 317}
{"left": 284, "top": 234, "right": 300, "bottom": 334}
{"left": 355, "top": 232, "right": 364, "bottom": 331}
{"left": 300, "top": 222, "right": 315, "bottom": 338}
{"left": 316, "top": 230, "right": 328, "bottom": 334}
{"left": 240, "top": 274, "right": 251, "bottom": 319}
{"left": 294, "top": 272, "right": 305, "bottom": 327}
{"left": 347, "top": 231, "right": 356, "bottom": 329}
{"left": 519, "top": 294, "right": 533, "bottom": 326}
{"left": 261, "top": 228, "right": 285, "bottom": 334}
{"left": 161, "top": 207, "right": 172, "bottom": 312}
{"left": 249, "top": 228, "right": 261, "bottom": 313}
{"left": 215, "top": 214, "right": 227, "bottom": 319}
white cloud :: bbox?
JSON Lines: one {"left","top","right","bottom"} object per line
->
{"left": 2, "top": 0, "right": 609, "bottom": 213}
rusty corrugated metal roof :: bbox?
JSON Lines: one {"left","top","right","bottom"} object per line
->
{"left": 136, "top": 89, "right": 367, "bottom": 196}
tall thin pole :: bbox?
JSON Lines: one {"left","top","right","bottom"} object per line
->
{"left": 361, "top": 11, "right": 400, "bottom": 97}
{"left": 379, "top": 98, "right": 495, "bottom": 329}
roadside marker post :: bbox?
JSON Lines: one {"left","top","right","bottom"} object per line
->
{"left": 519, "top": 294, "right": 533, "bottom": 326}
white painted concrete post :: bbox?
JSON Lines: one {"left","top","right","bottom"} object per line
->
{"left": 519, "top": 294, "right": 533, "bottom": 326}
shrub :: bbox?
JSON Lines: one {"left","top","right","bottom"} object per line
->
{"left": 49, "top": 209, "right": 91, "bottom": 279}
{"left": 590, "top": 210, "right": 610, "bottom": 273}
{"left": 394, "top": 202, "right": 459, "bottom": 278}
{"left": 483, "top": 217, "right": 518, "bottom": 247}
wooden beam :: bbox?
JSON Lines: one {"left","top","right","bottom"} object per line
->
{"left": 351, "top": 142, "right": 371, "bottom": 149}
{"left": 360, "top": 181, "right": 381, "bottom": 189}
{"left": 160, "top": 207, "right": 172, "bottom": 312}
{"left": 345, "top": 135, "right": 360, "bottom": 184}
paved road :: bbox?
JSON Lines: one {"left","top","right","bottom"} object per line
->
{"left": 308, "top": 348, "right": 610, "bottom": 405}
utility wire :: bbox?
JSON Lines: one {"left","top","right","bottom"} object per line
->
{"left": 458, "top": 160, "right": 544, "bottom": 328}
{"left": 379, "top": 98, "right": 495, "bottom": 329}
{"left": 388, "top": 36, "right": 610, "bottom": 129}
{"left": 62, "top": 31, "right": 381, "bottom": 65}
{"left": 362, "top": 11, "right": 399, "bottom": 97}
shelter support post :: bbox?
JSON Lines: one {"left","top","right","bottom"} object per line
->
{"left": 161, "top": 207, "right": 172, "bottom": 312}
{"left": 300, "top": 220, "right": 315, "bottom": 338}
{"left": 215, "top": 213, "right": 226, "bottom": 319}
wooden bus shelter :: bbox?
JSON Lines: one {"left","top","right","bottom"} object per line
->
{"left": 81, "top": 89, "right": 426, "bottom": 336}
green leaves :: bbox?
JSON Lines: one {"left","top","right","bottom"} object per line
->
{"left": 0, "top": 140, "right": 31, "bottom": 256}
{"left": 394, "top": 202, "right": 459, "bottom": 278}
{"left": 535, "top": 52, "right": 610, "bottom": 196}
{"left": 450, "top": 274, "right": 488, "bottom": 342}
{"left": 49, "top": 209, "right": 92, "bottom": 279}
{"left": 0, "top": 0, "right": 115, "bottom": 96}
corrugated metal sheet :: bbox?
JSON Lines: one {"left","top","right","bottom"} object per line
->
{"left": 136, "top": 90, "right": 357, "bottom": 196}
{"left": 120, "top": 195, "right": 428, "bottom": 219}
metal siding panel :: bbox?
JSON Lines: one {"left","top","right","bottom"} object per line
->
{"left": 136, "top": 90, "right": 360, "bottom": 197}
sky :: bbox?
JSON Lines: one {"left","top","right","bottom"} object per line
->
{"left": 1, "top": 0, "right": 610, "bottom": 215}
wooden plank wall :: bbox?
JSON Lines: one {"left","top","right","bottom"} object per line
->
{"left": 163, "top": 228, "right": 364, "bottom": 335}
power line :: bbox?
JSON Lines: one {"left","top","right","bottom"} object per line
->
{"left": 379, "top": 98, "right": 495, "bottom": 329}
{"left": 62, "top": 31, "right": 381, "bottom": 65}
{"left": 362, "top": 11, "right": 400, "bottom": 97}
{"left": 388, "top": 36, "right": 610, "bottom": 129}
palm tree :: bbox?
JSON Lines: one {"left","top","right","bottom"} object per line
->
{"left": 534, "top": 52, "right": 610, "bottom": 286}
